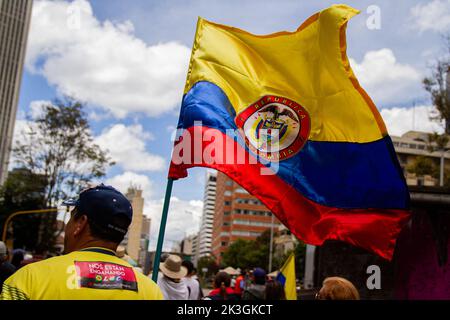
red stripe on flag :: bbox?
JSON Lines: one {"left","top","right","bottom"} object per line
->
{"left": 169, "top": 126, "right": 410, "bottom": 260}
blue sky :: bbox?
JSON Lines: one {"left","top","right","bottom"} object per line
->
{"left": 13, "top": 0, "right": 450, "bottom": 249}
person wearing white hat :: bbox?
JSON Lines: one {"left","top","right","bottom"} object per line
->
{"left": 157, "top": 254, "right": 189, "bottom": 300}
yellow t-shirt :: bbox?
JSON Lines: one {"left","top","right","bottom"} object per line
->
{"left": 0, "top": 247, "right": 163, "bottom": 300}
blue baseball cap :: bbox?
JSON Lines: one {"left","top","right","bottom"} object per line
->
{"left": 62, "top": 184, "right": 133, "bottom": 235}
{"left": 253, "top": 267, "right": 266, "bottom": 278}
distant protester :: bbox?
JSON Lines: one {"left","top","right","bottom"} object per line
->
{"left": 315, "top": 277, "right": 360, "bottom": 300}
{"left": 158, "top": 254, "right": 189, "bottom": 300}
{"left": 19, "top": 245, "right": 48, "bottom": 268}
{"left": 242, "top": 268, "right": 267, "bottom": 300}
{"left": 1, "top": 184, "right": 163, "bottom": 300}
{"left": 204, "top": 271, "right": 240, "bottom": 300}
{"left": 0, "top": 242, "right": 16, "bottom": 290}
{"left": 182, "top": 260, "right": 202, "bottom": 300}
{"left": 10, "top": 249, "right": 24, "bottom": 270}
{"left": 265, "top": 280, "right": 286, "bottom": 300}
{"left": 234, "top": 269, "right": 246, "bottom": 296}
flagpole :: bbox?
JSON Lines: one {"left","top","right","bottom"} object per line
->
{"left": 152, "top": 178, "right": 174, "bottom": 282}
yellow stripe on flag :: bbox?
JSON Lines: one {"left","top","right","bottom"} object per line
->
{"left": 184, "top": 5, "right": 387, "bottom": 143}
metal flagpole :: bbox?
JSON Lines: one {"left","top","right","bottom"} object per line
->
{"left": 151, "top": 178, "right": 174, "bottom": 282}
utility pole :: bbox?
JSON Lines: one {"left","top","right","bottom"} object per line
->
{"left": 268, "top": 213, "right": 274, "bottom": 272}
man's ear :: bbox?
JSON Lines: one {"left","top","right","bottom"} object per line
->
{"left": 73, "top": 215, "right": 89, "bottom": 237}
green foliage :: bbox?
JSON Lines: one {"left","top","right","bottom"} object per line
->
{"left": 197, "top": 255, "right": 220, "bottom": 280}
{"left": 13, "top": 98, "right": 113, "bottom": 207}
{"left": 221, "top": 229, "right": 306, "bottom": 281}
{"left": 2, "top": 98, "right": 113, "bottom": 252}
{"left": 406, "top": 156, "right": 438, "bottom": 176}
{"left": 222, "top": 229, "right": 273, "bottom": 271}
{"left": 423, "top": 34, "right": 450, "bottom": 133}
{"left": 0, "top": 168, "right": 52, "bottom": 252}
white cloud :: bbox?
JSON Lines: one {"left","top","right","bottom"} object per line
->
{"left": 105, "top": 171, "right": 154, "bottom": 200}
{"left": 29, "top": 100, "right": 51, "bottom": 120}
{"left": 105, "top": 172, "right": 203, "bottom": 251}
{"left": 145, "top": 197, "right": 203, "bottom": 251}
{"left": 410, "top": 0, "right": 450, "bottom": 33}
{"left": 349, "top": 49, "right": 422, "bottom": 106}
{"left": 88, "top": 111, "right": 113, "bottom": 122}
{"left": 381, "top": 105, "right": 444, "bottom": 136}
{"left": 27, "top": 0, "right": 191, "bottom": 118}
{"left": 95, "top": 124, "right": 164, "bottom": 172}
{"left": 11, "top": 106, "right": 103, "bottom": 177}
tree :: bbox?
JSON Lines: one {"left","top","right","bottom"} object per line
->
{"left": 5, "top": 98, "right": 113, "bottom": 252}
{"left": 222, "top": 229, "right": 276, "bottom": 271}
{"left": 197, "top": 255, "right": 220, "bottom": 286}
{"left": 406, "top": 155, "right": 437, "bottom": 177}
{"left": 423, "top": 35, "right": 450, "bottom": 133}
{"left": 13, "top": 98, "right": 113, "bottom": 207}
{"left": 406, "top": 133, "right": 450, "bottom": 187}
{"left": 0, "top": 168, "right": 48, "bottom": 251}
{"left": 221, "top": 239, "right": 254, "bottom": 269}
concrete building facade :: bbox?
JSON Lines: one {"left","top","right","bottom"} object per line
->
{"left": 122, "top": 188, "right": 145, "bottom": 263}
{"left": 392, "top": 131, "right": 450, "bottom": 186}
{"left": 138, "top": 216, "right": 151, "bottom": 268}
{"left": 180, "top": 233, "right": 199, "bottom": 263}
{"left": 0, "top": 0, "right": 33, "bottom": 185}
{"left": 196, "top": 171, "right": 217, "bottom": 264}
{"left": 211, "top": 171, "right": 281, "bottom": 264}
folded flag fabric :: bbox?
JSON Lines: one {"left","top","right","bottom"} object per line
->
{"left": 276, "top": 253, "right": 297, "bottom": 300}
{"left": 169, "top": 4, "right": 410, "bottom": 260}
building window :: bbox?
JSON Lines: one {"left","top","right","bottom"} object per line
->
{"left": 224, "top": 211, "right": 230, "bottom": 216}
{"left": 224, "top": 190, "right": 232, "bottom": 196}
{"left": 221, "top": 242, "right": 227, "bottom": 246}
{"left": 224, "top": 201, "right": 231, "bottom": 206}
{"left": 235, "top": 188, "right": 249, "bottom": 194}
{"left": 225, "top": 180, "right": 233, "bottom": 186}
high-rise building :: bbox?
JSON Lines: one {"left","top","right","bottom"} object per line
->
{"left": 196, "top": 171, "right": 217, "bottom": 264}
{"left": 180, "top": 233, "right": 198, "bottom": 260}
{"left": 138, "top": 216, "right": 151, "bottom": 273}
{"left": 211, "top": 172, "right": 281, "bottom": 264}
{"left": 122, "top": 187, "right": 144, "bottom": 263}
{"left": 0, "top": 0, "right": 33, "bottom": 185}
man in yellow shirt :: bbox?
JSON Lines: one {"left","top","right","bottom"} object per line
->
{"left": 1, "top": 184, "right": 163, "bottom": 300}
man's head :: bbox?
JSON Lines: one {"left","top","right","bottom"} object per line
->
{"left": 316, "top": 277, "right": 360, "bottom": 300}
{"left": 181, "top": 260, "right": 195, "bottom": 276}
{"left": 0, "top": 241, "right": 8, "bottom": 263}
{"left": 252, "top": 267, "right": 267, "bottom": 285}
{"left": 62, "top": 184, "right": 133, "bottom": 253}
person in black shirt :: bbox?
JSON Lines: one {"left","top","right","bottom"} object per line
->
{"left": 0, "top": 241, "right": 16, "bottom": 291}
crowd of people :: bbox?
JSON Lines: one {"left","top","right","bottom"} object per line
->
{"left": 0, "top": 184, "right": 360, "bottom": 300}
{"left": 153, "top": 253, "right": 287, "bottom": 300}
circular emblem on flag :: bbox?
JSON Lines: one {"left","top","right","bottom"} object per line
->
{"left": 235, "top": 95, "right": 310, "bottom": 161}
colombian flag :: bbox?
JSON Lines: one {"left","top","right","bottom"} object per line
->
{"left": 169, "top": 5, "right": 410, "bottom": 260}
{"left": 276, "top": 253, "right": 297, "bottom": 300}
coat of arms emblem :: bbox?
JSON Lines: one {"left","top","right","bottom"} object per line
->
{"left": 235, "top": 95, "right": 310, "bottom": 161}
